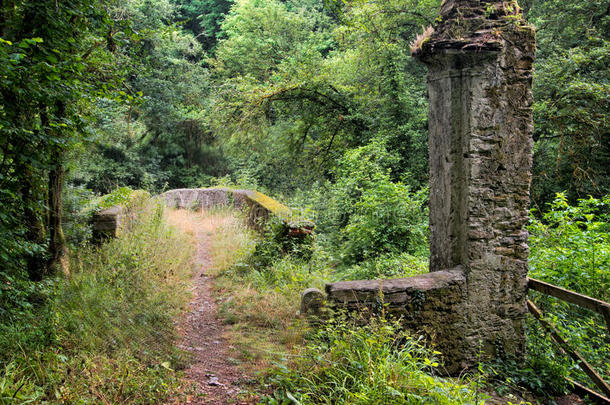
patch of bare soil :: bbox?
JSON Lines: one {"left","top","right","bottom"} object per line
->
{"left": 169, "top": 211, "right": 256, "bottom": 404}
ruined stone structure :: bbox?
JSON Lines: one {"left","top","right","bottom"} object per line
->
{"left": 92, "top": 205, "right": 125, "bottom": 239}
{"left": 93, "top": 187, "right": 314, "bottom": 239}
{"left": 92, "top": 190, "right": 150, "bottom": 239}
{"left": 162, "top": 188, "right": 314, "bottom": 233}
{"left": 304, "top": 0, "right": 536, "bottom": 373}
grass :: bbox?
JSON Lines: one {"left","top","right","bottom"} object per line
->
{"left": 187, "top": 208, "right": 484, "bottom": 403}
{"left": 266, "top": 317, "right": 484, "bottom": 405}
{"left": 179, "top": 208, "right": 308, "bottom": 373}
{"left": 0, "top": 200, "right": 196, "bottom": 403}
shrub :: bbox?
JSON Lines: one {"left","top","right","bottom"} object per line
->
{"left": 529, "top": 193, "right": 609, "bottom": 299}
{"left": 338, "top": 252, "right": 428, "bottom": 281}
{"left": 247, "top": 217, "right": 315, "bottom": 269}
{"left": 305, "top": 140, "right": 429, "bottom": 269}
{"left": 500, "top": 193, "right": 610, "bottom": 396}
{"left": 341, "top": 182, "right": 428, "bottom": 265}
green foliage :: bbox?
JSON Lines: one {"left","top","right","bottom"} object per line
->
{"left": 482, "top": 314, "right": 574, "bottom": 398}
{"left": 92, "top": 186, "right": 151, "bottom": 211}
{"left": 0, "top": 0, "right": 121, "bottom": 278}
{"left": 526, "top": 193, "right": 610, "bottom": 391}
{"left": 246, "top": 218, "right": 314, "bottom": 269}
{"left": 307, "top": 141, "right": 428, "bottom": 268}
{"left": 529, "top": 193, "right": 610, "bottom": 299}
{"left": 214, "top": 211, "right": 480, "bottom": 404}
{"left": 67, "top": 0, "right": 227, "bottom": 195}
{"left": 264, "top": 317, "right": 483, "bottom": 405}
{"left": 482, "top": 194, "right": 610, "bottom": 396}
{"left": 173, "top": 0, "right": 234, "bottom": 51}
{"left": 63, "top": 185, "right": 97, "bottom": 247}
{"left": 527, "top": 0, "right": 610, "bottom": 204}
{"left": 2, "top": 0, "right": 609, "bottom": 400}
{"left": 209, "top": 0, "right": 436, "bottom": 192}
{"left": 338, "top": 252, "right": 428, "bottom": 281}
{"left": 342, "top": 180, "right": 428, "bottom": 264}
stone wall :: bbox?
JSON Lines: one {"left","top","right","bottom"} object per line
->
{"left": 162, "top": 188, "right": 314, "bottom": 233}
{"left": 91, "top": 189, "right": 151, "bottom": 240}
{"left": 93, "top": 187, "right": 314, "bottom": 239}
{"left": 92, "top": 205, "right": 124, "bottom": 239}
{"left": 325, "top": 269, "right": 467, "bottom": 373}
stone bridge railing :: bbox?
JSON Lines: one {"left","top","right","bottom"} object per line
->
{"left": 93, "top": 187, "right": 314, "bottom": 239}
{"left": 161, "top": 188, "right": 314, "bottom": 233}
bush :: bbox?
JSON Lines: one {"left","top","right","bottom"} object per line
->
{"left": 246, "top": 217, "right": 315, "bottom": 269}
{"left": 529, "top": 193, "right": 609, "bottom": 299}
{"left": 338, "top": 252, "right": 428, "bottom": 281}
{"left": 303, "top": 140, "right": 429, "bottom": 269}
{"left": 506, "top": 193, "right": 610, "bottom": 395}
{"left": 341, "top": 182, "right": 428, "bottom": 265}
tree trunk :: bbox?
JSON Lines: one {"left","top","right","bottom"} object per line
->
{"left": 21, "top": 165, "right": 47, "bottom": 281}
{"left": 47, "top": 150, "right": 68, "bottom": 275}
{"left": 46, "top": 100, "right": 69, "bottom": 275}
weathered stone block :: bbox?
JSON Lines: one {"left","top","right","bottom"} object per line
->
{"left": 92, "top": 205, "right": 124, "bottom": 239}
{"left": 301, "top": 288, "right": 325, "bottom": 316}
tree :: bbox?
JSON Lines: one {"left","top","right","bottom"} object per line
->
{"left": 525, "top": 0, "right": 610, "bottom": 205}
{"left": 72, "top": 0, "right": 220, "bottom": 193}
{"left": 173, "top": 0, "right": 234, "bottom": 51}
{"left": 1, "top": 0, "right": 119, "bottom": 278}
{"left": 209, "top": 0, "right": 438, "bottom": 192}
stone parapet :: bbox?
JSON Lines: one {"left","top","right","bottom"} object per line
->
{"left": 162, "top": 188, "right": 314, "bottom": 233}
{"left": 92, "top": 205, "right": 124, "bottom": 239}
{"left": 323, "top": 268, "right": 468, "bottom": 374}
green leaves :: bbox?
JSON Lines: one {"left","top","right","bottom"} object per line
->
{"left": 529, "top": 193, "right": 610, "bottom": 300}
{"left": 528, "top": 0, "right": 610, "bottom": 204}
{"left": 527, "top": 193, "right": 610, "bottom": 392}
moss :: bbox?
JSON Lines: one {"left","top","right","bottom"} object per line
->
{"left": 249, "top": 191, "right": 291, "bottom": 216}
{"left": 182, "top": 187, "right": 315, "bottom": 230}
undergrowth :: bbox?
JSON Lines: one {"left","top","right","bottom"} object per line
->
{"left": 265, "top": 317, "right": 483, "bottom": 405}
{"left": 483, "top": 193, "right": 610, "bottom": 399}
{"left": 0, "top": 199, "right": 195, "bottom": 403}
{"left": 200, "top": 209, "right": 483, "bottom": 403}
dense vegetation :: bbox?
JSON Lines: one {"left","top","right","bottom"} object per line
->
{"left": 1, "top": 193, "right": 194, "bottom": 402}
{"left": 1, "top": 0, "right": 608, "bottom": 402}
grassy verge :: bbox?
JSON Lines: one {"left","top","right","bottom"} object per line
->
{"left": 197, "top": 209, "right": 482, "bottom": 404}
{"left": 0, "top": 200, "right": 195, "bottom": 403}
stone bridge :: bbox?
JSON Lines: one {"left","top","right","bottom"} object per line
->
{"left": 93, "top": 187, "right": 314, "bottom": 238}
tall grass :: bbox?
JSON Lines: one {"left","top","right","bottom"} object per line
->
{"left": 194, "top": 209, "right": 482, "bottom": 403}
{"left": 0, "top": 200, "right": 195, "bottom": 403}
{"left": 266, "top": 318, "right": 483, "bottom": 405}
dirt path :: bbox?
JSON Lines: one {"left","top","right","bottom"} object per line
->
{"left": 171, "top": 212, "right": 254, "bottom": 404}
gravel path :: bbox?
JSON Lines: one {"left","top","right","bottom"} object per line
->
{"left": 176, "top": 221, "right": 254, "bottom": 404}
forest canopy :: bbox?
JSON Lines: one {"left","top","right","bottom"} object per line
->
{"left": 2, "top": 0, "right": 608, "bottom": 280}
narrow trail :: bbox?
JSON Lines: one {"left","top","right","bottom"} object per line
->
{"left": 170, "top": 211, "right": 254, "bottom": 404}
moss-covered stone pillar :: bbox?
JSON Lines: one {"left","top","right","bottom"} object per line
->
{"left": 413, "top": 0, "right": 535, "bottom": 365}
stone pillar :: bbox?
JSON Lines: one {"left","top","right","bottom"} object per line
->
{"left": 414, "top": 0, "right": 535, "bottom": 362}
